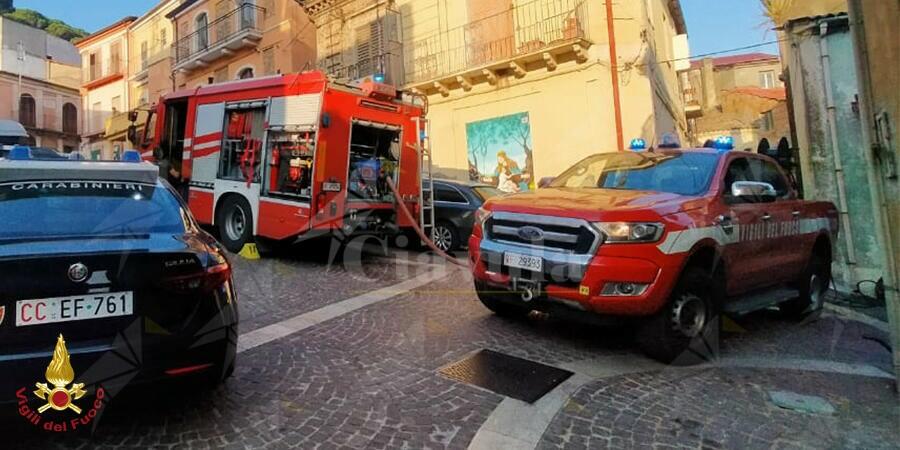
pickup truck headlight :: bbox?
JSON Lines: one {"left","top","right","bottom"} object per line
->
{"left": 594, "top": 222, "right": 664, "bottom": 243}
{"left": 475, "top": 207, "right": 491, "bottom": 226}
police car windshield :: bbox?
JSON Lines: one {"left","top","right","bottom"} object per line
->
{"left": 0, "top": 181, "right": 187, "bottom": 241}
{"left": 549, "top": 151, "right": 719, "bottom": 196}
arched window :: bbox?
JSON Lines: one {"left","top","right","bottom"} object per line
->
{"left": 237, "top": 67, "right": 254, "bottom": 79}
{"left": 19, "top": 94, "right": 36, "bottom": 127}
{"left": 63, "top": 103, "right": 78, "bottom": 134}
{"left": 195, "top": 13, "right": 209, "bottom": 51}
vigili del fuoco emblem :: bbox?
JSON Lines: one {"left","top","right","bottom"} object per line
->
{"left": 33, "top": 334, "right": 86, "bottom": 414}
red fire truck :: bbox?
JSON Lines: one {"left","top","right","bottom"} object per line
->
{"left": 134, "top": 71, "right": 432, "bottom": 252}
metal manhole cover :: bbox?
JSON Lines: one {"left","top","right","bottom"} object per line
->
{"left": 440, "top": 349, "right": 573, "bottom": 403}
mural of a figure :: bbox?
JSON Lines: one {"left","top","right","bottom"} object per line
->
{"left": 493, "top": 150, "right": 528, "bottom": 193}
{"left": 465, "top": 112, "right": 534, "bottom": 193}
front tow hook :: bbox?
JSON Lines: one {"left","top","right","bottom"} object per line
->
{"left": 520, "top": 287, "right": 535, "bottom": 302}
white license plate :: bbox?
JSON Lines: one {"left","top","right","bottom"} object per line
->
{"left": 503, "top": 252, "right": 543, "bottom": 272}
{"left": 15, "top": 292, "right": 134, "bottom": 327}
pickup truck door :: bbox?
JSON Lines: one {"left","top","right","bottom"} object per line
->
{"left": 719, "top": 156, "right": 771, "bottom": 296}
{"left": 750, "top": 157, "right": 805, "bottom": 285}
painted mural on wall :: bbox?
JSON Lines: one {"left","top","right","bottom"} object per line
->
{"left": 465, "top": 112, "right": 534, "bottom": 193}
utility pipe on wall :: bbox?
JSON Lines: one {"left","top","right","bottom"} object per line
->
{"left": 605, "top": 0, "right": 624, "bottom": 151}
{"left": 818, "top": 21, "right": 858, "bottom": 267}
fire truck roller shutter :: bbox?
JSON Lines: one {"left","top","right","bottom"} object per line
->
{"left": 269, "top": 94, "right": 323, "bottom": 128}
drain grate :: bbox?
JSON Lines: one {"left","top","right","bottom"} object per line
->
{"left": 440, "top": 349, "right": 573, "bottom": 403}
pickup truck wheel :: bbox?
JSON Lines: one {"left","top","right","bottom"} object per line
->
{"left": 637, "top": 267, "right": 719, "bottom": 365}
{"left": 475, "top": 281, "right": 530, "bottom": 318}
{"left": 780, "top": 251, "right": 830, "bottom": 320}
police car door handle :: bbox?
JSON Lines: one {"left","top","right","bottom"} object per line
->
{"left": 761, "top": 213, "right": 772, "bottom": 221}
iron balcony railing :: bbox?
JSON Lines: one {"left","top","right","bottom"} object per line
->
{"left": 174, "top": 4, "right": 264, "bottom": 65}
{"left": 322, "top": 52, "right": 405, "bottom": 85}
{"left": 84, "top": 57, "right": 124, "bottom": 84}
{"left": 404, "top": 0, "right": 590, "bottom": 84}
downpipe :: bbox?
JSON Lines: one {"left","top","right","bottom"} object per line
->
{"left": 819, "top": 21, "right": 858, "bottom": 267}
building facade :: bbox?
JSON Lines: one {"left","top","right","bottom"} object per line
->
{"left": 302, "top": 0, "right": 688, "bottom": 188}
{"left": 680, "top": 53, "right": 790, "bottom": 151}
{"left": 0, "top": 16, "right": 81, "bottom": 152}
{"left": 168, "top": 0, "right": 316, "bottom": 89}
{"left": 75, "top": 17, "right": 136, "bottom": 160}
{"left": 847, "top": 0, "right": 899, "bottom": 382}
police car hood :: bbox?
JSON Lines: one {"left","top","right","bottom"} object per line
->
{"left": 485, "top": 187, "right": 696, "bottom": 220}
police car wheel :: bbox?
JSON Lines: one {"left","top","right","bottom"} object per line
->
{"left": 217, "top": 196, "right": 254, "bottom": 253}
{"left": 637, "top": 267, "right": 720, "bottom": 365}
{"left": 475, "top": 281, "right": 530, "bottom": 318}
{"left": 780, "top": 251, "right": 830, "bottom": 320}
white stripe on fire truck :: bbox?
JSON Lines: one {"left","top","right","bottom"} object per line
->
{"left": 183, "top": 138, "right": 193, "bottom": 147}
{"left": 193, "top": 141, "right": 220, "bottom": 151}
{"left": 657, "top": 218, "right": 831, "bottom": 255}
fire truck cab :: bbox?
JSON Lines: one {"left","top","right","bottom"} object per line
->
{"left": 135, "top": 71, "right": 426, "bottom": 252}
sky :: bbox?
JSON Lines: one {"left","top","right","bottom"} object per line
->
{"left": 18, "top": 0, "right": 780, "bottom": 59}
{"left": 680, "top": 0, "right": 780, "bottom": 58}
{"left": 14, "top": 0, "right": 157, "bottom": 33}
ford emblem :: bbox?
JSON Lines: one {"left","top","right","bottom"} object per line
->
{"left": 517, "top": 226, "right": 544, "bottom": 242}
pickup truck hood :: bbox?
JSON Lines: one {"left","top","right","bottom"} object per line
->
{"left": 486, "top": 188, "right": 696, "bottom": 220}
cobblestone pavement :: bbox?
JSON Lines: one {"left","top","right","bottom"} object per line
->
{"left": 3, "top": 248, "right": 898, "bottom": 449}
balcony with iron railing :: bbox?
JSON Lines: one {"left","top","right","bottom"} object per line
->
{"left": 83, "top": 58, "right": 125, "bottom": 88}
{"left": 321, "top": 52, "right": 405, "bottom": 86}
{"left": 404, "top": 0, "right": 591, "bottom": 94}
{"left": 173, "top": 4, "right": 265, "bottom": 73}
{"left": 682, "top": 87, "right": 703, "bottom": 118}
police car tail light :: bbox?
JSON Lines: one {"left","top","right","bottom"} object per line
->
{"left": 162, "top": 261, "right": 232, "bottom": 294}
{"left": 594, "top": 222, "right": 664, "bottom": 243}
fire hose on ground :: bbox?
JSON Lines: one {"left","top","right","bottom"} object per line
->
{"left": 385, "top": 178, "right": 468, "bottom": 268}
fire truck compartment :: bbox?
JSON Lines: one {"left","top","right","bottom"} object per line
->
{"left": 348, "top": 121, "right": 400, "bottom": 204}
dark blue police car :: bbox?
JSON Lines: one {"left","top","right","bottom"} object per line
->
{"left": 0, "top": 147, "right": 238, "bottom": 408}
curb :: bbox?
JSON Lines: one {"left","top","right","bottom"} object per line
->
{"left": 824, "top": 303, "right": 890, "bottom": 333}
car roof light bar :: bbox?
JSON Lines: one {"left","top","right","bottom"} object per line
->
{"left": 0, "top": 160, "right": 159, "bottom": 185}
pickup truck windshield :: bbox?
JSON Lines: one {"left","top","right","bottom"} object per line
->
{"left": 549, "top": 152, "right": 719, "bottom": 196}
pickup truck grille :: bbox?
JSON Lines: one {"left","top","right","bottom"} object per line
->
{"left": 485, "top": 212, "right": 600, "bottom": 254}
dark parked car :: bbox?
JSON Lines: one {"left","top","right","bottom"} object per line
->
{"left": 0, "top": 149, "right": 238, "bottom": 409}
{"left": 431, "top": 179, "right": 502, "bottom": 251}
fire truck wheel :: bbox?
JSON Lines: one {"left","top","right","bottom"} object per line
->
{"left": 637, "top": 267, "right": 720, "bottom": 365}
{"left": 474, "top": 281, "right": 530, "bottom": 318}
{"left": 217, "top": 195, "right": 254, "bottom": 253}
{"left": 432, "top": 221, "right": 459, "bottom": 252}
{"left": 780, "top": 250, "right": 830, "bottom": 320}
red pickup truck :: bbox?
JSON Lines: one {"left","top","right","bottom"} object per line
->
{"left": 468, "top": 148, "right": 838, "bottom": 364}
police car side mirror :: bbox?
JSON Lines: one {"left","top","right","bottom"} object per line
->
{"left": 731, "top": 181, "right": 776, "bottom": 203}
